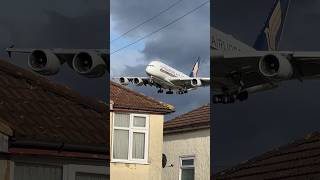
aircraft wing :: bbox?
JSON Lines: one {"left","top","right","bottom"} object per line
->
{"left": 170, "top": 77, "right": 210, "bottom": 89}
{"left": 212, "top": 50, "right": 320, "bottom": 94}
{"left": 114, "top": 77, "right": 153, "bottom": 86}
{"left": 6, "top": 47, "right": 109, "bottom": 57}
{"left": 5, "top": 47, "right": 109, "bottom": 78}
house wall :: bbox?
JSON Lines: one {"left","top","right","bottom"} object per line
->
{"left": 9, "top": 156, "right": 109, "bottom": 180}
{"left": 162, "top": 128, "right": 210, "bottom": 180}
{"left": 110, "top": 112, "right": 164, "bottom": 180}
{"left": 0, "top": 131, "right": 12, "bottom": 180}
{"left": 0, "top": 160, "right": 12, "bottom": 180}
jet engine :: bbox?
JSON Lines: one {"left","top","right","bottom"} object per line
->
{"left": 28, "top": 50, "right": 61, "bottom": 75}
{"left": 191, "top": 78, "right": 202, "bottom": 87}
{"left": 258, "top": 54, "right": 293, "bottom": 79}
{"left": 119, "top": 77, "right": 129, "bottom": 85}
{"left": 72, "top": 51, "right": 106, "bottom": 78}
{"left": 133, "top": 78, "right": 144, "bottom": 86}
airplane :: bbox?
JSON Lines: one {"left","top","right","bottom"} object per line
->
{"left": 115, "top": 58, "right": 210, "bottom": 94}
{"left": 212, "top": 0, "right": 320, "bottom": 104}
{"left": 5, "top": 45, "right": 108, "bottom": 78}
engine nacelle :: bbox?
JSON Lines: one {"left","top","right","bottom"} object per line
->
{"left": 72, "top": 51, "right": 106, "bottom": 78}
{"left": 28, "top": 50, "right": 61, "bottom": 75}
{"left": 119, "top": 77, "right": 129, "bottom": 85}
{"left": 191, "top": 78, "right": 202, "bottom": 87}
{"left": 133, "top": 78, "right": 144, "bottom": 86}
{"left": 258, "top": 54, "right": 293, "bottom": 79}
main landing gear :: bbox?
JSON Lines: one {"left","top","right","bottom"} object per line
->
{"left": 213, "top": 91, "right": 248, "bottom": 104}
{"left": 176, "top": 89, "right": 188, "bottom": 94}
{"left": 158, "top": 88, "right": 187, "bottom": 95}
{"left": 166, "top": 90, "right": 174, "bottom": 94}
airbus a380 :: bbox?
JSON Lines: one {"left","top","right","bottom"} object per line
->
{"left": 116, "top": 58, "right": 210, "bottom": 94}
{"left": 213, "top": 0, "right": 320, "bottom": 104}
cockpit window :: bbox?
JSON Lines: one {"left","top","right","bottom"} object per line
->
{"left": 147, "top": 65, "right": 154, "bottom": 67}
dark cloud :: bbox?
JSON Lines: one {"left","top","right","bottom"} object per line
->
{"left": 0, "top": 0, "right": 108, "bottom": 100}
{"left": 111, "top": 0, "right": 210, "bottom": 119}
{"left": 212, "top": 0, "right": 320, "bottom": 173}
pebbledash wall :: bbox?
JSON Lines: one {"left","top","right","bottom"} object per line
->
{"left": 163, "top": 129, "right": 210, "bottom": 180}
{"left": 110, "top": 112, "right": 165, "bottom": 180}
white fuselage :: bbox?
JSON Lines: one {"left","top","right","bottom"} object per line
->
{"left": 211, "top": 28, "right": 257, "bottom": 94}
{"left": 145, "top": 60, "right": 190, "bottom": 90}
{"left": 211, "top": 28, "right": 255, "bottom": 51}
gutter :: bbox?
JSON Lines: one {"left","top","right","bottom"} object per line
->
{"left": 164, "top": 125, "right": 210, "bottom": 135}
{"left": 113, "top": 104, "right": 175, "bottom": 114}
{"left": 9, "top": 139, "right": 108, "bottom": 154}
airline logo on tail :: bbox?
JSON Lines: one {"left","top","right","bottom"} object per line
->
{"left": 253, "top": 0, "right": 291, "bottom": 51}
{"left": 190, "top": 58, "right": 200, "bottom": 77}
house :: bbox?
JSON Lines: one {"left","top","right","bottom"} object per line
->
{"left": 0, "top": 59, "right": 109, "bottom": 180}
{"left": 214, "top": 131, "right": 320, "bottom": 180}
{"left": 162, "top": 104, "right": 210, "bottom": 180}
{"left": 110, "top": 81, "right": 174, "bottom": 180}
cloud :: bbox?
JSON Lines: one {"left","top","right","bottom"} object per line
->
{"left": 0, "top": 1, "right": 108, "bottom": 100}
{"left": 110, "top": 0, "right": 210, "bottom": 118}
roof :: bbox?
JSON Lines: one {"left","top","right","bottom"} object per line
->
{"left": 164, "top": 104, "right": 210, "bottom": 134}
{"left": 214, "top": 131, "right": 320, "bottom": 180}
{"left": 0, "top": 59, "right": 109, "bottom": 157}
{"left": 110, "top": 81, "right": 174, "bottom": 114}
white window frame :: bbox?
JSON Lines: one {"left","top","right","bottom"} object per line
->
{"left": 111, "top": 113, "right": 149, "bottom": 164}
{"left": 63, "top": 164, "right": 109, "bottom": 180}
{"left": 179, "top": 155, "right": 195, "bottom": 180}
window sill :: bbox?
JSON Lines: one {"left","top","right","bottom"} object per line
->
{"left": 111, "top": 159, "right": 150, "bottom": 165}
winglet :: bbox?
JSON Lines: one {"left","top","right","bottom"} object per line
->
{"left": 189, "top": 57, "right": 200, "bottom": 78}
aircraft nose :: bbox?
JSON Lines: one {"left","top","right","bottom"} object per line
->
{"left": 146, "top": 65, "right": 151, "bottom": 74}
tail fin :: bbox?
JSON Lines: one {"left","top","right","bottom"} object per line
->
{"left": 190, "top": 57, "right": 200, "bottom": 77}
{"left": 253, "top": 0, "right": 291, "bottom": 50}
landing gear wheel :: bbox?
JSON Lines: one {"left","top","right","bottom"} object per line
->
{"left": 237, "top": 91, "right": 248, "bottom": 101}
{"left": 157, "top": 89, "right": 164, "bottom": 93}
{"left": 213, "top": 95, "right": 236, "bottom": 104}
{"left": 166, "top": 90, "right": 173, "bottom": 94}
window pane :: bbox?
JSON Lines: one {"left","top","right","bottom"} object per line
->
{"left": 114, "top": 114, "right": 130, "bottom": 127}
{"left": 113, "top": 130, "right": 129, "bottom": 159}
{"left": 132, "top": 132, "right": 145, "bottom": 159}
{"left": 182, "top": 159, "right": 194, "bottom": 166}
{"left": 181, "top": 169, "right": 194, "bottom": 180}
{"left": 133, "top": 116, "right": 146, "bottom": 127}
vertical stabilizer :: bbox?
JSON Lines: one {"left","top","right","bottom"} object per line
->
{"left": 253, "top": 0, "right": 291, "bottom": 50}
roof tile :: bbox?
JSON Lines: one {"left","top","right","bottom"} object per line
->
{"left": 164, "top": 104, "right": 210, "bottom": 133}
{"left": 110, "top": 81, "right": 174, "bottom": 114}
{"left": 214, "top": 132, "right": 320, "bottom": 180}
{"left": 0, "top": 59, "right": 109, "bottom": 153}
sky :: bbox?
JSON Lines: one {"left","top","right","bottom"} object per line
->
{"left": 0, "top": 0, "right": 108, "bottom": 101}
{"left": 212, "top": 0, "right": 320, "bottom": 173}
{"left": 110, "top": 0, "right": 210, "bottom": 120}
